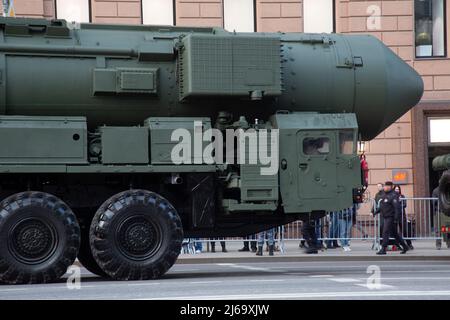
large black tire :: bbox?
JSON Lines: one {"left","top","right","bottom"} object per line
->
{"left": 0, "top": 192, "right": 80, "bottom": 284}
{"left": 77, "top": 215, "right": 108, "bottom": 277}
{"left": 90, "top": 190, "right": 183, "bottom": 280}
{"left": 438, "top": 170, "right": 450, "bottom": 216}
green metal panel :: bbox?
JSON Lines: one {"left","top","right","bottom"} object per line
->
{"left": 272, "top": 112, "right": 359, "bottom": 213}
{"left": 93, "top": 67, "right": 158, "bottom": 95}
{"left": 179, "top": 34, "right": 282, "bottom": 100}
{"left": 296, "top": 130, "right": 337, "bottom": 200}
{"left": 100, "top": 126, "right": 149, "bottom": 164}
{"left": 239, "top": 130, "right": 279, "bottom": 204}
{"left": 240, "top": 164, "right": 278, "bottom": 203}
{"left": 145, "top": 117, "right": 211, "bottom": 164}
{"left": 0, "top": 116, "right": 87, "bottom": 164}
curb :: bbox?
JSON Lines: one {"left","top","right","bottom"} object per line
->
{"left": 175, "top": 255, "right": 450, "bottom": 264}
{"left": 73, "top": 255, "right": 450, "bottom": 268}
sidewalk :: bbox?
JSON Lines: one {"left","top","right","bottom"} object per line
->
{"left": 176, "top": 240, "right": 450, "bottom": 264}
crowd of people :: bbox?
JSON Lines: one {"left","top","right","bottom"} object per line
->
{"left": 189, "top": 181, "right": 413, "bottom": 256}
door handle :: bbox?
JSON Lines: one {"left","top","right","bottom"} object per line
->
{"left": 299, "top": 163, "right": 308, "bottom": 170}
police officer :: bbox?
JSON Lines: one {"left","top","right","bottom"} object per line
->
{"left": 376, "top": 181, "right": 409, "bottom": 255}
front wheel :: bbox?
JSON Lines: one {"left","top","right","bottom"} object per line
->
{"left": 0, "top": 192, "right": 80, "bottom": 284}
{"left": 90, "top": 190, "right": 183, "bottom": 280}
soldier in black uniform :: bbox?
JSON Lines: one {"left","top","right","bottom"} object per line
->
{"left": 376, "top": 181, "right": 409, "bottom": 255}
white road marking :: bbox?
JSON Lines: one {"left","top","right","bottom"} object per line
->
{"left": 329, "top": 278, "right": 361, "bottom": 283}
{"left": 309, "top": 275, "right": 334, "bottom": 278}
{"left": 141, "top": 290, "right": 450, "bottom": 300}
{"left": 188, "top": 281, "right": 223, "bottom": 284}
{"left": 355, "top": 283, "right": 395, "bottom": 290}
{"left": 127, "top": 283, "right": 161, "bottom": 286}
{"left": 0, "top": 288, "right": 27, "bottom": 292}
{"left": 216, "top": 263, "right": 273, "bottom": 272}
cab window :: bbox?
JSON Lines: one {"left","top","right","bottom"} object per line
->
{"left": 303, "top": 137, "right": 330, "bottom": 155}
{"left": 339, "top": 130, "right": 355, "bottom": 155}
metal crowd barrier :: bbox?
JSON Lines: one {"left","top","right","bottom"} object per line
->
{"left": 182, "top": 197, "right": 442, "bottom": 253}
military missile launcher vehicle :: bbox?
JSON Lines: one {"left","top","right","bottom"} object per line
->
{"left": 0, "top": 17, "right": 423, "bottom": 284}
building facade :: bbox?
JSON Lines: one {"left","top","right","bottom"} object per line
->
{"left": 1, "top": 0, "right": 449, "bottom": 200}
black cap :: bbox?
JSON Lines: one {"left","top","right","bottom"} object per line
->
{"left": 385, "top": 181, "right": 394, "bottom": 186}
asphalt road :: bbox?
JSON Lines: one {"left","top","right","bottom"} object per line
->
{"left": 1, "top": 260, "right": 450, "bottom": 300}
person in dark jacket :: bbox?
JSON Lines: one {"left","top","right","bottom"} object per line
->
{"left": 372, "top": 183, "right": 384, "bottom": 214}
{"left": 376, "top": 181, "right": 409, "bottom": 255}
{"left": 394, "top": 185, "right": 413, "bottom": 250}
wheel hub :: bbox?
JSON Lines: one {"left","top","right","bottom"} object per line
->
{"left": 117, "top": 216, "right": 160, "bottom": 260}
{"left": 9, "top": 218, "right": 57, "bottom": 264}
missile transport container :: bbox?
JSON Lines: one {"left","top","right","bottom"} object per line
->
{"left": 0, "top": 17, "right": 423, "bottom": 283}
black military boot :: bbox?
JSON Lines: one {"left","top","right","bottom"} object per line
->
{"left": 376, "top": 247, "right": 387, "bottom": 255}
{"left": 269, "top": 245, "right": 274, "bottom": 256}
{"left": 256, "top": 246, "right": 263, "bottom": 256}
{"left": 400, "top": 242, "right": 409, "bottom": 254}
{"left": 238, "top": 246, "right": 250, "bottom": 252}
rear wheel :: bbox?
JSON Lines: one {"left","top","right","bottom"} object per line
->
{"left": 0, "top": 192, "right": 80, "bottom": 284}
{"left": 90, "top": 190, "right": 183, "bottom": 280}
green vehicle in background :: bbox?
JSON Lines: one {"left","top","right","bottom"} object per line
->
{"left": 0, "top": 17, "right": 423, "bottom": 284}
{"left": 432, "top": 154, "right": 450, "bottom": 248}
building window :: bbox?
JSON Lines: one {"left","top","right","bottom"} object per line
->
{"left": 303, "top": 0, "right": 334, "bottom": 33}
{"left": 429, "top": 118, "right": 450, "bottom": 143}
{"left": 56, "top": 0, "right": 90, "bottom": 23}
{"left": 415, "top": 0, "right": 446, "bottom": 58}
{"left": 224, "top": 0, "right": 255, "bottom": 32}
{"left": 142, "top": 0, "right": 175, "bottom": 25}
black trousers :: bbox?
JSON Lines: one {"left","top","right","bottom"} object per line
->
{"left": 381, "top": 216, "right": 407, "bottom": 249}
{"left": 243, "top": 235, "right": 257, "bottom": 249}
{"left": 302, "top": 221, "right": 318, "bottom": 249}
{"left": 211, "top": 238, "right": 226, "bottom": 249}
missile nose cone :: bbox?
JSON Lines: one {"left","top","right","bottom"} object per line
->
{"left": 380, "top": 47, "right": 424, "bottom": 130}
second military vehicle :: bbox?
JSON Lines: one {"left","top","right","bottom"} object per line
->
{"left": 432, "top": 154, "right": 450, "bottom": 248}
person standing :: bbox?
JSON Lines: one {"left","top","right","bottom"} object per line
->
{"left": 338, "top": 207, "right": 353, "bottom": 252}
{"left": 239, "top": 235, "right": 257, "bottom": 252}
{"left": 256, "top": 228, "right": 275, "bottom": 256}
{"left": 394, "top": 185, "right": 413, "bottom": 250}
{"left": 210, "top": 238, "right": 227, "bottom": 253}
{"left": 372, "top": 183, "right": 384, "bottom": 214}
{"left": 326, "top": 211, "right": 340, "bottom": 249}
{"left": 302, "top": 218, "right": 319, "bottom": 254}
{"left": 194, "top": 239, "right": 203, "bottom": 254}
{"left": 376, "top": 181, "right": 409, "bottom": 255}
